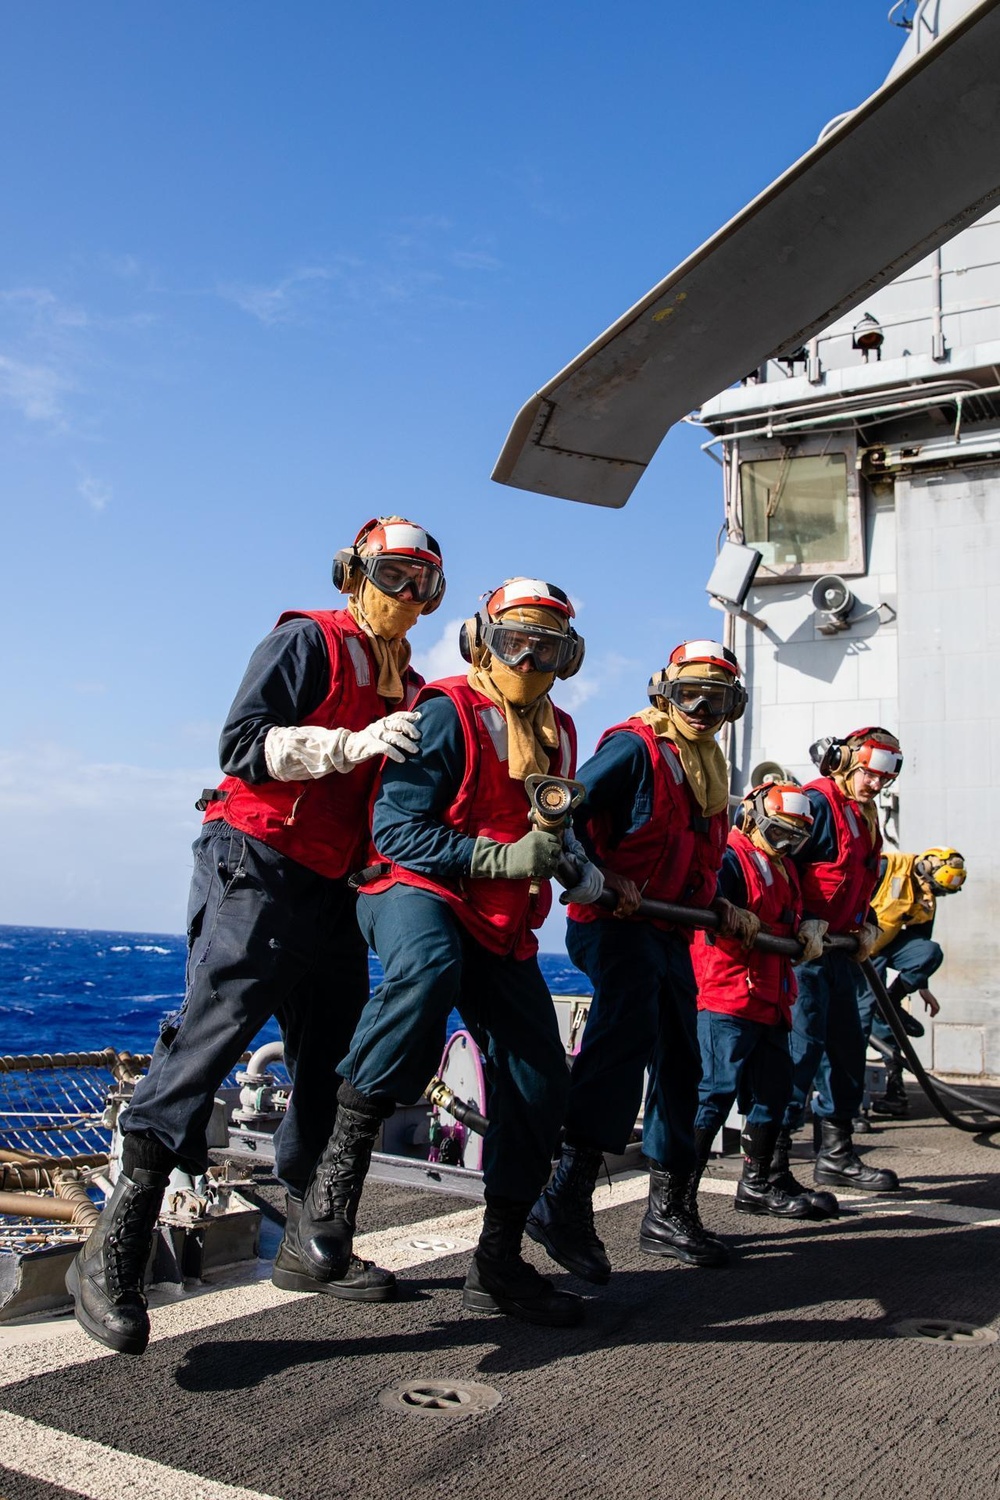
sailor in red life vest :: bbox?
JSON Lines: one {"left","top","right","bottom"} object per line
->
{"left": 283, "top": 578, "right": 597, "bottom": 1328}
{"left": 68, "top": 517, "right": 444, "bottom": 1357}
{"left": 527, "top": 641, "right": 759, "bottom": 1285}
{"left": 693, "top": 784, "right": 836, "bottom": 1221}
{"left": 778, "top": 727, "right": 905, "bottom": 1198}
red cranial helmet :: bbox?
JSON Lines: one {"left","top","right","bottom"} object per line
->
{"left": 332, "top": 516, "right": 445, "bottom": 611}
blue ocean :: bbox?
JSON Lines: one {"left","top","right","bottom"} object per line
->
{"left": 0, "top": 924, "right": 589, "bottom": 1059}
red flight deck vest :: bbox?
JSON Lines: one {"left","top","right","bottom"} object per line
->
{"left": 362, "top": 677, "right": 577, "bottom": 960}
{"left": 203, "top": 609, "right": 421, "bottom": 880}
{"left": 567, "top": 720, "right": 728, "bottom": 933}
{"left": 693, "top": 827, "right": 802, "bottom": 1027}
{"left": 797, "top": 776, "right": 882, "bottom": 935}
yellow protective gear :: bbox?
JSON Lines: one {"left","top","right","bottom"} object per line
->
{"left": 871, "top": 851, "right": 935, "bottom": 954}
{"left": 918, "top": 848, "right": 967, "bottom": 895}
{"left": 466, "top": 604, "right": 563, "bottom": 782}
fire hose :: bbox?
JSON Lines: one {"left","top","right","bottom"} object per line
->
{"left": 574, "top": 877, "right": 1000, "bottom": 1136}
{"left": 419, "top": 774, "right": 1000, "bottom": 1138}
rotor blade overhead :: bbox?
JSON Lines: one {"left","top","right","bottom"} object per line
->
{"left": 492, "top": 0, "right": 1000, "bottom": 508}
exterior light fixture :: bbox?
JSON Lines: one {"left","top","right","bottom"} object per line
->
{"left": 852, "top": 312, "right": 884, "bottom": 361}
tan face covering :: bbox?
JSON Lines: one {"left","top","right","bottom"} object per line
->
{"left": 348, "top": 577, "right": 422, "bottom": 702}
{"left": 467, "top": 605, "right": 563, "bottom": 781}
{"left": 832, "top": 763, "right": 879, "bottom": 843}
{"left": 635, "top": 661, "right": 733, "bottom": 817}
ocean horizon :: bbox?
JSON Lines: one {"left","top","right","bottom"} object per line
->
{"left": 0, "top": 923, "right": 588, "bottom": 1059}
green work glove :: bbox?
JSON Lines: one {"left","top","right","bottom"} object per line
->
{"left": 470, "top": 830, "right": 563, "bottom": 881}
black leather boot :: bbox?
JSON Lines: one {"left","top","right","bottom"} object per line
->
{"left": 525, "top": 1143, "right": 611, "bottom": 1285}
{"left": 734, "top": 1126, "right": 811, "bottom": 1218}
{"left": 871, "top": 1056, "right": 909, "bottom": 1118}
{"left": 769, "top": 1128, "right": 839, "bottom": 1218}
{"left": 273, "top": 1083, "right": 394, "bottom": 1287}
{"left": 639, "top": 1163, "right": 728, "bottom": 1267}
{"left": 463, "top": 1197, "right": 584, "bottom": 1326}
{"left": 66, "top": 1167, "right": 170, "bottom": 1355}
{"left": 690, "top": 1127, "right": 726, "bottom": 1248}
{"left": 814, "top": 1118, "right": 900, "bottom": 1192}
{"left": 271, "top": 1192, "right": 396, "bottom": 1301}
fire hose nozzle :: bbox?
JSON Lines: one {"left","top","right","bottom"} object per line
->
{"left": 524, "top": 774, "right": 586, "bottom": 833}
{"left": 424, "top": 1076, "right": 489, "bottom": 1137}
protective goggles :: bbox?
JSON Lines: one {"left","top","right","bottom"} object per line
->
{"left": 361, "top": 553, "right": 443, "bottom": 603}
{"left": 853, "top": 741, "right": 903, "bottom": 783}
{"left": 482, "top": 621, "right": 576, "bottom": 673}
{"left": 663, "top": 678, "right": 740, "bottom": 719}
{"left": 750, "top": 786, "right": 813, "bottom": 854}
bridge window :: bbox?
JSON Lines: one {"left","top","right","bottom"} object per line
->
{"left": 737, "top": 437, "right": 864, "bottom": 579}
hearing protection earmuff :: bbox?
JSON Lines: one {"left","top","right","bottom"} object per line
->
{"left": 458, "top": 605, "right": 586, "bottom": 680}
{"left": 331, "top": 517, "right": 446, "bottom": 614}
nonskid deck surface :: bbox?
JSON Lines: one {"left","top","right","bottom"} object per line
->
{"left": 2, "top": 1089, "right": 999, "bottom": 1500}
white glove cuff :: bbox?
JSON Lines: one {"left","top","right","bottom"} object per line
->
{"left": 264, "top": 725, "right": 350, "bottom": 781}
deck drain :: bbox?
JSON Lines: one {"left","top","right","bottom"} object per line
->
{"left": 378, "top": 1378, "right": 502, "bottom": 1417}
{"left": 892, "top": 1318, "right": 998, "bottom": 1346}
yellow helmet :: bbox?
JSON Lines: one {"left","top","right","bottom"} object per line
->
{"left": 916, "top": 848, "right": 967, "bottom": 895}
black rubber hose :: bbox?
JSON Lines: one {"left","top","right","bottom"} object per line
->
{"left": 861, "top": 959, "right": 1000, "bottom": 1134}
{"left": 561, "top": 861, "right": 1000, "bottom": 1134}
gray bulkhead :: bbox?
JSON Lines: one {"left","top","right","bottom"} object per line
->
{"left": 698, "top": 199, "right": 1000, "bottom": 1076}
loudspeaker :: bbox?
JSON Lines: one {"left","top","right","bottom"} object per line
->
{"left": 749, "top": 761, "right": 800, "bottom": 788}
{"left": 811, "top": 574, "right": 855, "bottom": 634}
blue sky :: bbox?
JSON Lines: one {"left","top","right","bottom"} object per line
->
{"left": 0, "top": 2, "right": 905, "bottom": 941}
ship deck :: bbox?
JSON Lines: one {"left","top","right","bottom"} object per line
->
{"left": 2, "top": 1085, "right": 999, "bottom": 1500}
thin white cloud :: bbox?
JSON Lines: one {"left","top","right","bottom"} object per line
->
{"left": 219, "top": 265, "right": 337, "bottom": 326}
{"left": 0, "top": 352, "right": 70, "bottom": 423}
{"left": 451, "top": 248, "right": 502, "bottom": 271}
{"left": 410, "top": 616, "right": 468, "bottom": 683}
{"left": 78, "top": 474, "right": 112, "bottom": 512}
{"left": 0, "top": 747, "right": 212, "bottom": 814}
{"left": 0, "top": 747, "right": 214, "bottom": 931}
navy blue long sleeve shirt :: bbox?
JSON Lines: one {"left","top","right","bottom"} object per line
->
{"left": 218, "top": 618, "right": 330, "bottom": 783}
{"left": 573, "top": 727, "right": 721, "bottom": 903}
{"left": 370, "top": 695, "right": 479, "bottom": 877}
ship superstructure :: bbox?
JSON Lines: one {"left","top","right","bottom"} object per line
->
{"left": 695, "top": 5, "right": 1000, "bottom": 1076}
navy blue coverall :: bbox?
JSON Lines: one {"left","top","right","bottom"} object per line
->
{"left": 339, "top": 695, "right": 569, "bottom": 1205}
{"left": 782, "top": 790, "right": 872, "bottom": 1130}
{"left": 560, "top": 732, "right": 709, "bottom": 1174}
{"left": 694, "top": 848, "right": 795, "bottom": 1135}
{"left": 814, "top": 860, "right": 942, "bottom": 1114}
{"left": 122, "top": 619, "right": 371, "bottom": 1196}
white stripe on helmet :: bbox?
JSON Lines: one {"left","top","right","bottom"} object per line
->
{"left": 380, "top": 522, "right": 436, "bottom": 557}
{"left": 867, "top": 746, "right": 902, "bottom": 774}
{"left": 777, "top": 790, "right": 811, "bottom": 819}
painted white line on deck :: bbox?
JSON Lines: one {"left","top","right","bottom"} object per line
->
{"left": 3, "top": 1169, "right": 999, "bottom": 1390}
{"left": 0, "top": 1410, "right": 282, "bottom": 1500}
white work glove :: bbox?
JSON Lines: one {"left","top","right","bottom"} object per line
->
{"left": 795, "top": 917, "right": 828, "bottom": 964}
{"left": 264, "top": 712, "right": 421, "bottom": 780}
{"left": 853, "top": 922, "right": 881, "bottom": 963}
{"left": 556, "top": 827, "right": 606, "bottom": 905}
